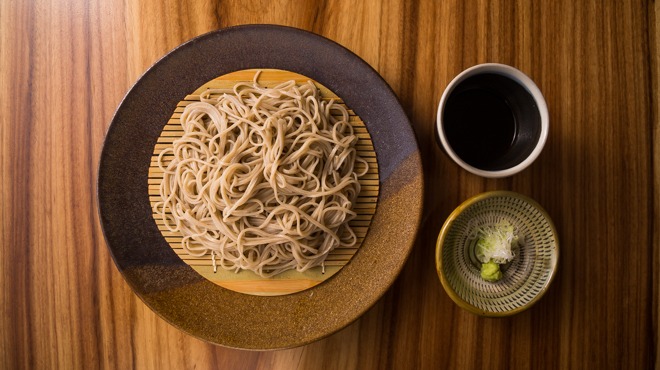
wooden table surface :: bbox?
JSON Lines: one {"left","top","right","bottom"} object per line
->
{"left": 1, "top": 0, "right": 656, "bottom": 368}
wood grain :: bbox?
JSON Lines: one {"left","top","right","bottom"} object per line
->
{"left": 652, "top": 1, "right": 660, "bottom": 369}
{"left": 0, "top": 0, "right": 655, "bottom": 368}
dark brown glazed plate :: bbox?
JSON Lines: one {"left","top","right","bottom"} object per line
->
{"left": 97, "top": 25, "right": 423, "bottom": 350}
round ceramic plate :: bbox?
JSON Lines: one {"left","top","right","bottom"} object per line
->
{"left": 97, "top": 25, "right": 423, "bottom": 350}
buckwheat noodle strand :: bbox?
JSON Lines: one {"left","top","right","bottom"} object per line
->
{"left": 154, "top": 71, "right": 369, "bottom": 278}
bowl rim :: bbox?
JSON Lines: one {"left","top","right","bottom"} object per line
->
{"left": 435, "top": 190, "right": 559, "bottom": 317}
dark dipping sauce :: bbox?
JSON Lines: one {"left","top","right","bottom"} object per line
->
{"left": 441, "top": 72, "right": 542, "bottom": 171}
{"left": 444, "top": 88, "right": 515, "bottom": 168}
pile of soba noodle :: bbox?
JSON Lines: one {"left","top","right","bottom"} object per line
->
{"left": 154, "top": 71, "right": 368, "bottom": 278}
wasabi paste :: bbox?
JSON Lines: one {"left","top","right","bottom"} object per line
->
{"left": 480, "top": 260, "right": 502, "bottom": 282}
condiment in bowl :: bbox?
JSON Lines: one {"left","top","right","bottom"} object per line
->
{"left": 436, "top": 191, "right": 559, "bottom": 317}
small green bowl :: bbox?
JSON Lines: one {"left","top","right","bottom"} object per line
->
{"left": 436, "top": 191, "right": 559, "bottom": 317}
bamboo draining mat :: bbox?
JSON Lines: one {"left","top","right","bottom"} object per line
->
{"left": 149, "top": 69, "right": 378, "bottom": 296}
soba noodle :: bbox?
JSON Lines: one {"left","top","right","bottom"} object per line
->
{"left": 154, "top": 71, "right": 369, "bottom": 278}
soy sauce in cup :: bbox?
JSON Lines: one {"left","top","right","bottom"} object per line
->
{"left": 436, "top": 64, "right": 549, "bottom": 178}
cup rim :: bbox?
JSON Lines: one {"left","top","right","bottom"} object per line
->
{"left": 436, "top": 63, "right": 549, "bottom": 178}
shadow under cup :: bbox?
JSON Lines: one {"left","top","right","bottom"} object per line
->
{"left": 436, "top": 65, "right": 548, "bottom": 177}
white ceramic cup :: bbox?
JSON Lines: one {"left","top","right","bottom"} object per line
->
{"left": 436, "top": 63, "right": 549, "bottom": 178}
